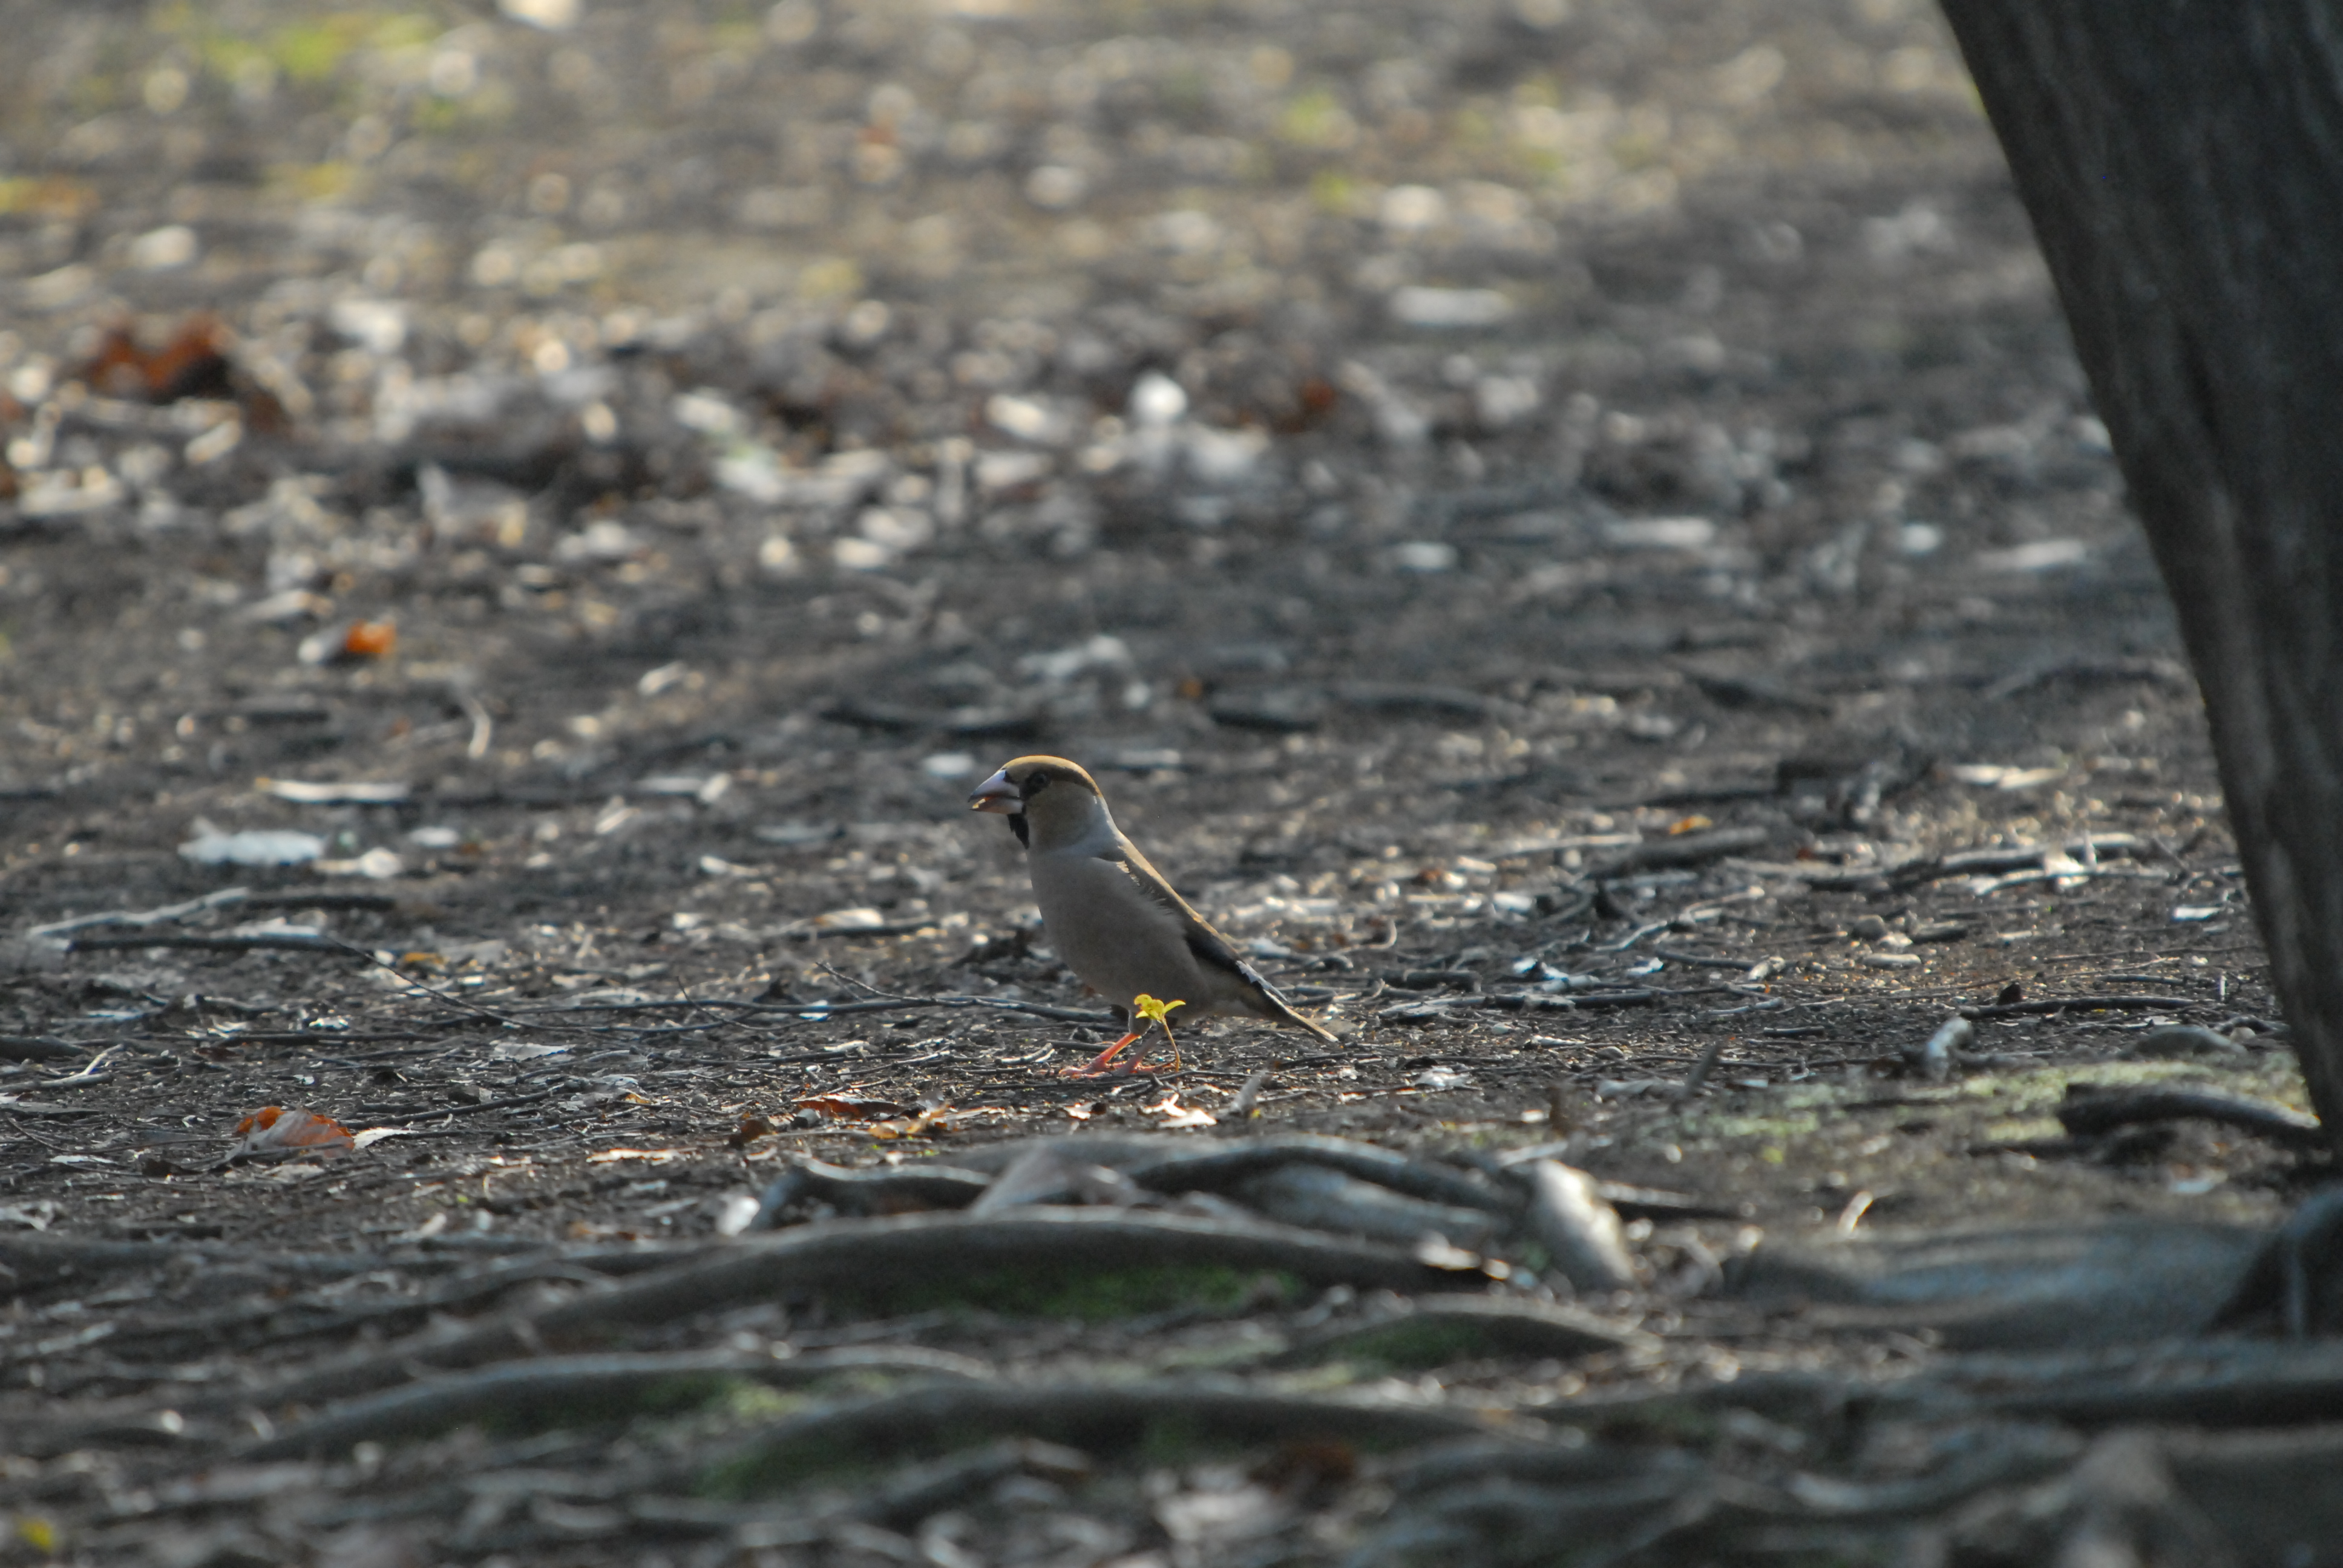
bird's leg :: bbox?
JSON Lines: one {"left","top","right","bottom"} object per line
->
{"left": 1060, "top": 1006, "right": 1142, "bottom": 1077}
{"left": 1060, "top": 1007, "right": 1187, "bottom": 1077}
{"left": 1063, "top": 1029, "right": 1144, "bottom": 1077}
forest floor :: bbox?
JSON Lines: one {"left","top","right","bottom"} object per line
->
{"left": 2, "top": 2, "right": 2333, "bottom": 1565}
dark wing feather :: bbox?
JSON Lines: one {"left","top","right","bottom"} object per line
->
{"left": 1095, "top": 846, "right": 1251, "bottom": 975}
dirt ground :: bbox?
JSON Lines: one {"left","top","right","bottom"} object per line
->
{"left": 1, "top": 2, "right": 2333, "bottom": 1565}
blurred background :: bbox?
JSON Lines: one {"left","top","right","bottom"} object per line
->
{"left": 0, "top": 0, "right": 2178, "bottom": 881}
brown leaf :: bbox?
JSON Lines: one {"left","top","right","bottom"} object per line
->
{"left": 79, "top": 314, "right": 236, "bottom": 402}
{"left": 341, "top": 620, "right": 398, "bottom": 659}
{"left": 727, "top": 1113, "right": 779, "bottom": 1148}
{"left": 868, "top": 1104, "right": 954, "bottom": 1140}
{"left": 795, "top": 1093, "right": 913, "bottom": 1120}
{"left": 1142, "top": 1094, "right": 1216, "bottom": 1129}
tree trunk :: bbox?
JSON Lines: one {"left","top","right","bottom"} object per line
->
{"left": 1935, "top": 1, "right": 2343, "bottom": 1149}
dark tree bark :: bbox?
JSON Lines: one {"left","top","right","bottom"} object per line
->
{"left": 1936, "top": 2, "right": 2343, "bottom": 1149}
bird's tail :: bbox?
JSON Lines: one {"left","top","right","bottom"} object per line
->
{"left": 1277, "top": 999, "right": 1342, "bottom": 1043}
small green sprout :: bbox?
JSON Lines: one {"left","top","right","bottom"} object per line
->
{"left": 1133, "top": 994, "right": 1187, "bottom": 1069}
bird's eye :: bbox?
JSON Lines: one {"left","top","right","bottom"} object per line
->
{"left": 1021, "top": 774, "right": 1050, "bottom": 797}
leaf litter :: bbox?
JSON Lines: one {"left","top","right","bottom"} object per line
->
{"left": 0, "top": 0, "right": 2337, "bottom": 1562}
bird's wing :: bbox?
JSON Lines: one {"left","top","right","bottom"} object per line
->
{"left": 1096, "top": 840, "right": 1335, "bottom": 1039}
{"left": 1095, "top": 840, "right": 1254, "bottom": 976}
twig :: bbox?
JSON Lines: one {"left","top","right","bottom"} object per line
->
{"left": 1599, "top": 919, "right": 1677, "bottom": 952}
{"left": 36, "top": 1045, "right": 121, "bottom": 1089}
{"left": 1961, "top": 994, "right": 2195, "bottom": 1019}
{"left": 240, "top": 891, "right": 406, "bottom": 912}
{"left": 317, "top": 933, "right": 557, "bottom": 1033}
{"left": 68, "top": 933, "right": 352, "bottom": 953}
{"left": 814, "top": 961, "right": 896, "bottom": 999}
{"left": 358, "top": 1088, "right": 559, "bottom": 1126}
{"left": 1379, "top": 990, "right": 1660, "bottom": 1021}
{"left": 1653, "top": 948, "right": 1756, "bottom": 970}
{"left": 28, "top": 886, "right": 252, "bottom": 938}
{"left": 1591, "top": 826, "right": 1772, "bottom": 874}
{"left": 1679, "top": 1036, "right": 1731, "bottom": 1097}
{"left": 517, "top": 993, "right": 1117, "bottom": 1027}
{"left": 1970, "top": 866, "right": 2171, "bottom": 895}
{"left": 214, "top": 1030, "right": 435, "bottom": 1047}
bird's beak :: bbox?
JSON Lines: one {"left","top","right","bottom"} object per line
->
{"left": 968, "top": 769, "right": 1021, "bottom": 814}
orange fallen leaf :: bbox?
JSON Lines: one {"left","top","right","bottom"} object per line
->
{"left": 342, "top": 619, "right": 397, "bottom": 658}
{"left": 232, "top": 1106, "right": 356, "bottom": 1158}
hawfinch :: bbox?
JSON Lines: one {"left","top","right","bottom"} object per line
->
{"left": 969, "top": 755, "right": 1339, "bottom": 1072}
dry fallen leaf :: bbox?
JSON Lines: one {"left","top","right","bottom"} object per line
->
{"left": 727, "top": 1112, "right": 779, "bottom": 1148}
{"left": 868, "top": 1104, "right": 954, "bottom": 1139}
{"left": 79, "top": 313, "right": 235, "bottom": 402}
{"left": 232, "top": 1106, "right": 356, "bottom": 1158}
{"left": 795, "top": 1093, "right": 912, "bottom": 1120}
{"left": 342, "top": 619, "right": 398, "bottom": 658}
{"left": 1141, "top": 1094, "right": 1216, "bottom": 1129}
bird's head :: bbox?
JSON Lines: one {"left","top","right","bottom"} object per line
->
{"left": 968, "top": 754, "right": 1107, "bottom": 851}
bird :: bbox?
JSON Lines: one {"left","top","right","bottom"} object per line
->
{"left": 968, "top": 754, "right": 1339, "bottom": 1074}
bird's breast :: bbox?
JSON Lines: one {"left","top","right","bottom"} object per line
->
{"left": 1028, "top": 854, "right": 1204, "bottom": 1010}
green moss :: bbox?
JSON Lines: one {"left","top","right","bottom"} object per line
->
{"left": 714, "top": 1382, "right": 805, "bottom": 1423}
{"left": 1291, "top": 1317, "right": 1498, "bottom": 1370}
{"left": 267, "top": 16, "right": 373, "bottom": 83}
{"left": 703, "top": 1400, "right": 1325, "bottom": 1501}
{"left": 477, "top": 1373, "right": 766, "bottom": 1436}
{"left": 1277, "top": 90, "right": 1356, "bottom": 149}
{"left": 1136, "top": 1411, "right": 1223, "bottom": 1466}
{"left": 869, "top": 1263, "right": 1295, "bottom": 1321}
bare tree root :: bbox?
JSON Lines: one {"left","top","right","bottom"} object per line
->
{"left": 2056, "top": 1085, "right": 2328, "bottom": 1151}
{"left": 234, "top": 1209, "right": 1492, "bottom": 1420}
{"left": 1270, "top": 1295, "right": 1660, "bottom": 1368}
{"left": 692, "top": 1379, "right": 1547, "bottom": 1500}
{"left": 237, "top": 1345, "right": 993, "bottom": 1462}
{"left": 1897, "top": 1338, "right": 2343, "bottom": 1429}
